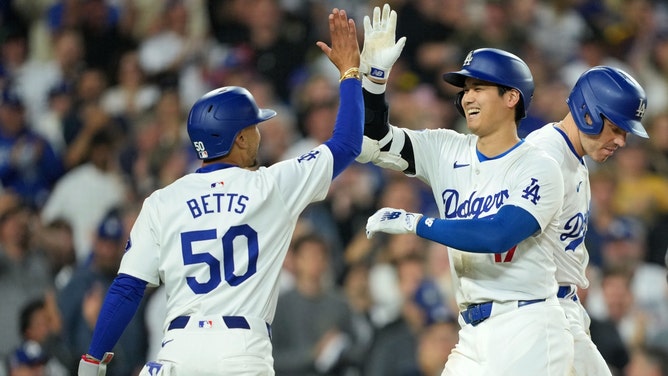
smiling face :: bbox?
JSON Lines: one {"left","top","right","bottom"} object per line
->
{"left": 580, "top": 117, "right": 628, "bottom": 162}
{"left": 460, "top": 78, "right": 519, "bottom": 137}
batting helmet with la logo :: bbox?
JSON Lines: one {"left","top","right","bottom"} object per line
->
{"left": 567, "top": 66, "right": 648, "bottom": 138}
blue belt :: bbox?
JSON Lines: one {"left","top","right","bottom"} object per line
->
{"left": 557, "top": 285, "right": 578, "bottom": 301}
{"left": 461, "top": 299, "right": 546, "bottom": 326}
{"left": 168, "top": 315, "right": 272, "bottom": 338}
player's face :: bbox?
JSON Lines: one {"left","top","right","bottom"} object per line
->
{"left": 581, "top": 118, "right": 627, "bottom": 162}
{"left": 244, "top": 125, "right": 261, "bottom": 168}
{"left": 460, "top": 78, "right": 516, "bottom": 136}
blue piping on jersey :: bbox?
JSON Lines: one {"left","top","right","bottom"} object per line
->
{"left": 196, "top": 163, "right": 238, "bottom": 173}
{"left": 553, "top": 125, "right": 585, "bottom": 165}
{"left": 476, "top": 139, "right": 525, "bottom": 162}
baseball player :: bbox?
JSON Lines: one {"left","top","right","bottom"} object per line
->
{"left": 525, "top": 66, "right": 649, "bottom": 376}
{"left": 357, "top": 4, "right": 573, "bottom": 375}
{"left": 77, "top": 8, "right": 362, "bottom": 376}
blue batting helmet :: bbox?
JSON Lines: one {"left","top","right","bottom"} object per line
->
{"left": 187, "top": 86, "right": 277, "bottom": 160}
{"left": 566, "top": 66, "right": 648, "bottom": 138}
{"left": 443, "top": 48, "right": 534, "bottom": 119}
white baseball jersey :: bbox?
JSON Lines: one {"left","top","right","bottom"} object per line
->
{"left": 527, "top": 124, "right": 612, "bottom": 376}
{"left": 405, "top": 128, "right": 564, "bottom": 310}
{"left": 118, "top": 144, "right": 333, "bottom": 332}
{"left": 526, "top": 124, "right": 590, "bottom": 289}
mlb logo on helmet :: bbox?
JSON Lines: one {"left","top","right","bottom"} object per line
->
{"left": 193, "top": 141, "right": 208, "bottom": 159}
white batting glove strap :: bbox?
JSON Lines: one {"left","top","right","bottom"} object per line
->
{"left": 360, "top": 3, "right": 406, "bottom": 86}
{"left": 362, "top": 75, "right": 387, "bottom": 95}
{"left": 355, "top": 136, "right": 381, "bottom": 163}
{"left": 78, "top": 353, "right": 114, "bottom": 376}
{"left": 366, "top": 207, "right": 422, "bottom": 239}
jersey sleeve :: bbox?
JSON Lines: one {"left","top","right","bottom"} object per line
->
{"left": 266, "top": 144, "right": 334, "bottom": 218}
{"left": 117, "top": 195, "right": 162, "bottom": 286}
{"left": 505, "top": 151, "right": 564, "bottom": 231}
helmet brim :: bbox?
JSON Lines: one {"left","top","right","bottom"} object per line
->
{"left": 615, "top": 118, "right": 649, "bottom": 138}
{"left": 258, "top": 108, "right": 278, "bottom": 123}
{"left": 442, "top": 71, "right": 468, "bottom": 87}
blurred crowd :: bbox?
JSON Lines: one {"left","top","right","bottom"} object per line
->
{"left": 0, "top": 0, "right": 667, "bottom": 375}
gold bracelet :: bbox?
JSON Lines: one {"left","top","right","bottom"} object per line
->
{"left": 339, "top": 67, "right": 361, "bottom": 82}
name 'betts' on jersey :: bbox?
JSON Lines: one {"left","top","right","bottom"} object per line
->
{"left": 526, "top": 124, "right": 591, "bottom": 289}
{"left": 405, "top": 128, "right": 565, "bottom": 311}
{"left": 117, "top": 145, "right": 334, "bottom": 333}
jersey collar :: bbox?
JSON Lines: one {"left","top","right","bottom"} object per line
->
{"left": 476, "top": 139, "right": 525, "bottom": 161}
{"left": 196, "top": 163, "right": 238, "bottom": 173}
{"left": 553, "top": 125, "right": 584, "bottom": 165}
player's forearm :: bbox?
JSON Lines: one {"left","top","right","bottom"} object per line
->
{"left": 362, "top": 89, "right": 390, "bottom": 140}
{"left": 325, "top": 78, "right": 363, "bottom": 178}
{"left": 415, "top": 205, "right": 540, "bottom": 253}
{"left": 87, "top": 274, "right": 147, "bottom": 359}
{"left": 358, "top": 89, "right": 416, "bottom": 173}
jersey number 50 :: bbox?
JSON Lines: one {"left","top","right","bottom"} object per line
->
{"left": 181, "top": 225, "right": 259, "bottom": 294}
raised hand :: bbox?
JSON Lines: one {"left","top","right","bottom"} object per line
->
{"left": 360, "top": 3, "right": 406, "bottom": 89}
{"left": 316, "top": 8, "right": 361, "bottom": 81}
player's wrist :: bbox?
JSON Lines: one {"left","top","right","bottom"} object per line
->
{"left": 79, "top": 352, "right": 114, "bottom": 376}
{"left": 339, "top": 67, "right": 361, "bottom": 82}
{"left": 81, "top": 354, "right": 100, "bottom": 364}
{"left": 406, "top": 212, "right": 422, "bottom": 233}
{"left": 362, "top": 75, "right": 387, "bottom": 94}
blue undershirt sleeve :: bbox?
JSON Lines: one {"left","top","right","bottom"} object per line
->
{"left": 324, "top": 78, "right": 363, "bottom": 179}
{"left": 87, "top": 273, "right": 148, "bottom": 360}
{"left": 415, "top": 205, "right": 541, "bottom": 253}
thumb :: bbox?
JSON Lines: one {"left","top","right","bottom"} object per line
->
{"left": 388, "top": 37, "right": 406, "bottom": 62}
{"left": 316, "top": 41, "right": 332, "bottom": 57}
{"left": 394, "top": 36, "right": 407, "bottom": 55}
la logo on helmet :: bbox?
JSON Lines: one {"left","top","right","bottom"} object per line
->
{"left": 463, "top": 51, "right": 474, "bottom": 66}
{"left": 635, "top": 99, "right": 646, "bottom": 119}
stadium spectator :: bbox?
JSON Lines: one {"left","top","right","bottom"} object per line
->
{"left": 272, "top": 233, "right": 361, "bottom": 376}
{"left": 41, "top": 129, "right": 127, "bottom": 263}
{"left": 0, "top": 87, "right": 64, "bottom": 209}
{"left": 56, "top": 210, "right": 146, "bottom": 375}
{"left": 0, "top": 194, "right": 53, "bottom": 360}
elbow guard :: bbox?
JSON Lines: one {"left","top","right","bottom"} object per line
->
{"left": 355, "top": 126, "right": 410, "bottom": 171}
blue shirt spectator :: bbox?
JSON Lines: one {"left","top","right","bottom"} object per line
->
{"left": 0, "top": 88, "right": 64, "bottom": 209}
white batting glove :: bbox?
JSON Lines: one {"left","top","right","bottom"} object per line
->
{"left": 366, "top": 207, "right": 422, "bottom": 239}
{"left": 78, "top": 352, "right": 114, "bottom": 376}
{"left": 360, "top": 3, "right": 407, "bottom": 94}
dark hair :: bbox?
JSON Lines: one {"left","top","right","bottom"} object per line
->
{"left": 601, "top": 266, "right": 633, "bottom": 287}
{"left": 291, "top": 233, "right": 329, "bottom": 255}
{"left": 19, "top": 299, "right": 45, "bottom": 336}
{"left": 90, "top": 128, "right": 116, "bottom": 148}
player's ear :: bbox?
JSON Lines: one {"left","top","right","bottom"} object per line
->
{"left": 235, "top": 130, "right": 248, "bottom": 149}
{"left": 506, "top": 89, "right": 520, "bottom": 110}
